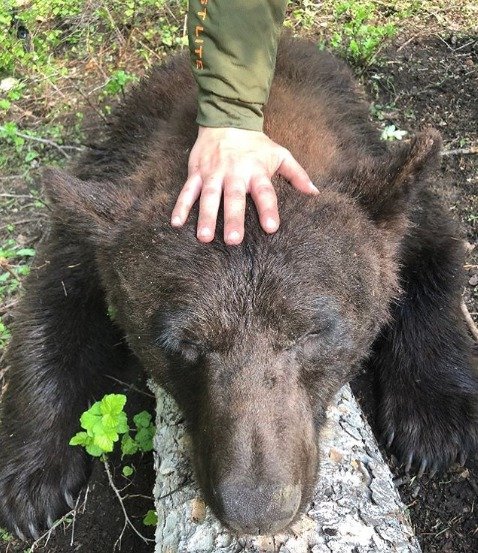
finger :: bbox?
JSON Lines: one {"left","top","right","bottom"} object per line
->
{"left": 197, "top": 174, "right": 224, "bottom": 242}
{"left": 250, "top": 176, "right": 279, "bottom": 234}
{"left": 171, "top": 173, "right": 203, "bottom": 226}
{"left": 223, "top": 176, "right": 247, "bottom": 245}
{"left": 278, "top": 150, "right": 318, "bottom": 194}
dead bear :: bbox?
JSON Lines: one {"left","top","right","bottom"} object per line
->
{"left": 1, "top": 38, "right": 477, "bottom": 539}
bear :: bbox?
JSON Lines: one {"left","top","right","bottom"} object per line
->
{"left": 0, "top": 37, "right": 477, "bottom": 540}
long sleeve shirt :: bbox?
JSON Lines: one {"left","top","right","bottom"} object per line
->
{"left": 187, "top": 0, "right": 288, "bottom": 132}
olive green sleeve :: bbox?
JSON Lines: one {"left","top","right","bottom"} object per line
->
{"left": 188, "top": 0, "right": 288, "bottom": 131}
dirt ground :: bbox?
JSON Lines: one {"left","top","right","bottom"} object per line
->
{"left": 364, "top": 34, "right": 478, "bottom": 553}
{"left": 1, "top": 33, "right": 477, "bottom": 553}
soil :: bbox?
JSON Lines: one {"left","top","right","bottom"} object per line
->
{"left": 1, "top": 35, "right": 477, "bottom": 553}
{"left": 356, "top": 34, "right": 478, "bottom": 553}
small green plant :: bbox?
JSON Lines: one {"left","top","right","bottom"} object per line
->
{"left": 0, "top": 121, "right": 72, "bottom": 167}
{"left": 70, "top": 394, "right": 157, "bottom": 538}
{"left": 122, "top": 465, "right": 134, "bottom": 477}
{"left": 70, "top": 393, "right": 155, "bottom": 458}
{"left": 0, "top": 240, "right": 35, "bottom": 303}
{"left": 143, "top": 510, "right": 158, "bottom": 527}
{"left": 381, "top": 124, "right": 407, "bottom": 141}
{"left": 0, "top": 526, "right": 13, "bottom": 542}
{"left": 329, "top": 1, "right": 396, "bottom": 65}
{"left": 0, "top": 321, "right": 11, "bottom": 349}
{"left": 103, "top": 70, "right": 138, "bottom": 97}
{"left": 285, "top": 1, "right": 319, "bottom": 32}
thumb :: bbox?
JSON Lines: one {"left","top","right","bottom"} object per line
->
{"left": 277, "top": 150, "right": 319, "bottom": 194}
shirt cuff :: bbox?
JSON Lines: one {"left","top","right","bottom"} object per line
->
{"left": 196, "top": 92, "right": 264, "bottom": 132}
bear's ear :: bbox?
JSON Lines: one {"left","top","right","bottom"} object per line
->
{"left": 42, "top": 168, "right": 135, "bottom": 244}
{"left": 354, "top": 128, "right": 442, "bottom": 226}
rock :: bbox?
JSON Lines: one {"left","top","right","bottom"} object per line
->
{"left": 0, "top": 77, "right": 19, "bottom": 92}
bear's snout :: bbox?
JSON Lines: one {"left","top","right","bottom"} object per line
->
{"left": 216, "top": 480, "right": 301, "bottom": 535}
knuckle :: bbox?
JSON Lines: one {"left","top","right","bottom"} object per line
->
{"left": 280, "top": 146, "right": 292, "bottom": 159}
{"left": 224, "top": 216, "right": 242, "bottom": 229}
{"left": 201, "top": 182, "right": 221, "bottom": 198}
{"left": 254, "top": 181, "right": 274, "bottom": 198}
{"left": 224, "top": 182, "right": 246, "bottom": 201}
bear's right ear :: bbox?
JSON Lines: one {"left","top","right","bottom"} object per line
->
{"left": 42, "top": 168, "right": 135, "bottom": 244}
{"left": 348, "top": 129, "right": 442, "bottom": 228}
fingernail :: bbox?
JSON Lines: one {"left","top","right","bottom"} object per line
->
{"left": 227, "top": 231, "right": 241, "bottom": 243}
{"left": 171, "top": 215, "right": 182, "bottom": 227}
{"left": 198, "top": 227, "right": 212, "bottom": 239}
{"left": 265, "top": 218, "right": 279, "bottom": 232}
{"left": 309, "top": 181, "right": 319, "bottom": 193}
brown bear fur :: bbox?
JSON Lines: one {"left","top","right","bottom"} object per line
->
{"left": 0, "top": 38, "right": 477, "bottom": 539}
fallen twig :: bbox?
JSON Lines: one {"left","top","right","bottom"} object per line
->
{"left": 0, "top": 217, "right": 46, "bottom": 231}
{"left": 0, "top": 299, "right": 18, "bottom": 314}
{"left": 397, "top": 34, "right": 419, "bottom": 51}
{"left": 103, "top": 458, "right": 154, "bottom": 550}
{"left": 12, "top": 131, "right": 83, "bottom": 159}
{"left": 105, "top": 373, "right": 155, "bottom": 398}
{"left": 461, "top": 301, "right": 478, "bottom": 342}
{"left": 70, "top": 485, "right": 89, "bottom": 546}
{"left": 30, "top": 487, "right": 89, "bottom": 551}
{"left": 0, "top": 193, "right": 42, "bottom": 200}
{"left": 442, "top": 146, "right": 478, "bottom": 156}
{"left": 0, "top": 174, "right": 26, "bottom": 181}
{"left": 0, "top": 259, "right": 20, "bottom": 283}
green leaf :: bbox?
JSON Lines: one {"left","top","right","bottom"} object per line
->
{"left": 121, "top": 433, "right": 139, "bottom": 456}
{"left": 135, "top": 427, "right": 155, "bottom": 453}
{"left": 133, "top": 411, "right": 152, "bottom": 429}
{"left": 95, "top": 424, "right": 119, "bottom": 442}
{"left": 85, "top": 443, "right": 104, "bottom": 457}
{"left": 24, "top": 150, "right": 39, "bottom": 163}
{"left": 16, "top": 248, "right": 36, "bottom": 257}
{"left": 143, "top": 510, "right": 158, "bottom": 526}
{"left": 100, "top": 393, "right": 127, "bottom": 416}
{"left": 89, "top": 401, "right": 103, "bottom": 416}
{"left": 102, "top": 413, "right": 118, "bottom": 428}
{"left": 80, "top": 410, "right": 101, "bottom": 431}
{"left": 107, "top": 305, "right": 117, "bottom": 320}
{"left": 69, "top": 432, "right": 89, "bottom": 446}
{"left": 93, "top": 433, "right": 114, "bottom": 452}
{"left": 116, "top": 411, "right": 129, "bottom": 434}
{"left": 122, "top": 465, "right": 134, "bottom": 477}
{"left": 71, "top": 394, "right": 129, "bottom": 458}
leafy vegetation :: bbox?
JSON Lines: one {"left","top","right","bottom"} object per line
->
{"left": 69, "top": 394, "right": 157, "bottom": 533}
{"left": 328, "top": 1, "right": 397, "bottom": 65}
{"left": 0, "top": 0, "right": 188, "bottom": 174}
{"left": 0, "top": 526, "right": 13, "bottom": 543}
{"left": 381, "top": 124, "right": 408, "bottom": 141}
{"left": 0, "top": 239, "right": 35, "bottom": 301}
{"left": 143, "top": 509, "right": 158, "bottom": 526}
{"left": 70, "top": 393, "right": 155, "bottom": 458}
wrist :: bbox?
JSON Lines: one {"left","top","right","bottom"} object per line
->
{"left": 197, "top": 126, "right": 263, "bottom": 139}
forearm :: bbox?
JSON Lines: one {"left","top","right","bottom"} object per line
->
{"left": 187, "top": 0, "right": 288, "bottom": 131}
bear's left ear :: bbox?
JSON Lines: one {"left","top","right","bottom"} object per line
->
{"left": 42, "top": 168, "right": 136, "bottom": 244}
{"left": 354, "top": 128, "right": 442, "bottom": 226}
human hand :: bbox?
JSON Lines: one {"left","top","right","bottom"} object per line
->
{"left": 171, "top": 126, "right": 318, "bottom": 245}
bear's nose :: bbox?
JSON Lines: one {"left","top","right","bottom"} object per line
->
{"left": 216, "top": 480, "right": 301, "bottom": 535}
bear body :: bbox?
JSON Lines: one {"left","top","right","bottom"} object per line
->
{"left": 1, "top": 39, "right": 477, "bottom": 539}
